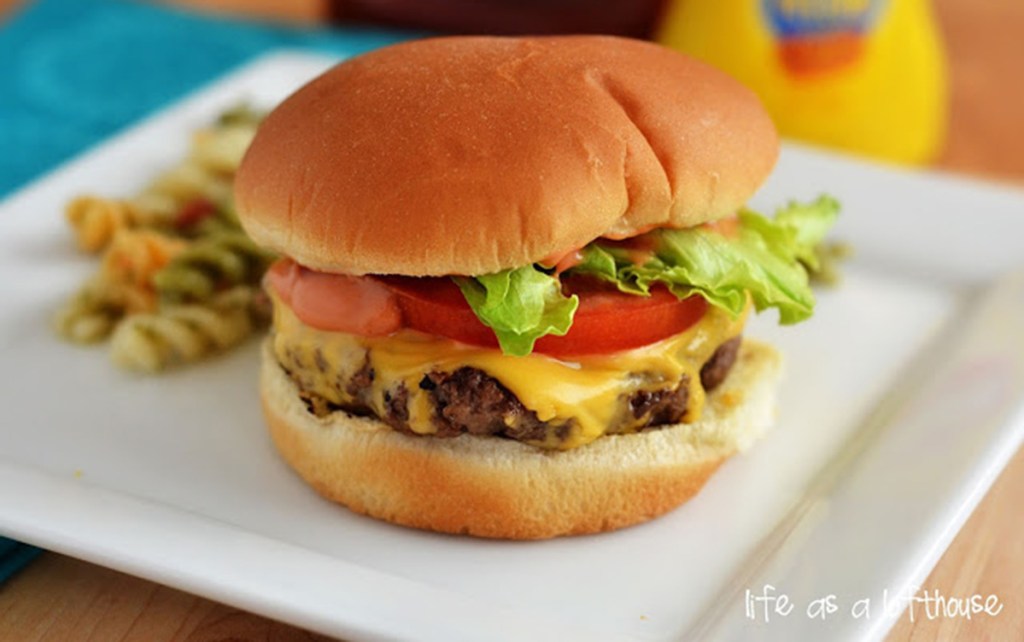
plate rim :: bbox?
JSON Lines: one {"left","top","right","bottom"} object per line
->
{"left": 2, "top": 49, "right": 1024, "bottom": 642}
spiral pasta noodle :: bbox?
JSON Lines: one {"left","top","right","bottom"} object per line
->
{"left": 53, "top": 286, "right": 121, "bottom": 344}
{"left": 101, "top": 229, "right": 187, "bottom": 288}
{"left": 138, "top": 162, "right": 233, "bottom": 217}
{"left": 131, "top": 115, "right": 258, "bottom": 226}
{"left": 65, "top": 196, "right": 139, "bottom": 253}
{"left": 153, "top": 231, "right": 276, "bottom": 302}
{"left": 53, "top": 277, "right": 156, "bottom": 343}
{"left": 216, "top": 104, "right": 264, "bottom": 128}
{"left": 187, "top": 203, "right": 245, "bottom": 238}
{"left": 109, "top": 287, "right": 261, "bottom": 372}
{"left": 189, "top": 125, "right": 256, "bottom": 174}
{"left": 57, "top": 104, "right": 270, "bottom": 372}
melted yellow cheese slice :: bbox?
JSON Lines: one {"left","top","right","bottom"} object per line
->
{"left": 271, "top": 292, "right": 747, "bottom": 450}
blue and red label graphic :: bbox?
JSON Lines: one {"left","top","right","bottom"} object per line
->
{"left": 762, "top": 0, "right": 886, "bottom": 75}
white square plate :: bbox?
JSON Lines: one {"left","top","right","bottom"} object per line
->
{"left": 1, "top": 52, "right": 1023, "bottom": 642}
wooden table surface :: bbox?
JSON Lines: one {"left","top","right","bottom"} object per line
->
{"left": 2, "top": 1, "right": 1023, "bottom": 640}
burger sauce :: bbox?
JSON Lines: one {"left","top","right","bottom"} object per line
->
{"left": 265, "top": 259, "right": 402, "bottom": 336}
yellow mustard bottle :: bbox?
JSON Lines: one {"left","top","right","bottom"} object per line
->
{"left": 657, "top": 0, "right": 948, "bottom": 164}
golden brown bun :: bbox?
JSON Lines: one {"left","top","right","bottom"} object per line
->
{"left": 260, "top": 338, "right": 782, "bottom": 539}
{"left": 236, "top": 36, "right": 778, "bottom": 276}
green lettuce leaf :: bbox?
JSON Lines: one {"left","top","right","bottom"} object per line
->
{"left": 457, "top": 196, "right": 838, "bottom": 355}
{"left": 751, "top": 195, "right": 840, "bottom": 270}
{"left": 573, "top": 195, "right": 840, "bottom": 325}
{"left": 454, "top": 266, "right": 578, "bottom": 357}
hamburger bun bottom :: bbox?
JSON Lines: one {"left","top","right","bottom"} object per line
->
{"left": 260, "top": 338, "right": 782, "bottom": 540}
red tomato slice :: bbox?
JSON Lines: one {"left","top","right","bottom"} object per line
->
{"left": 270, "top": 259, "right": 708, "bottom": 356}
{"left": 378, "top": 275, "right": 499, "bottom": 348}
{"left": 381, "top": 275, "right": 707, "bottom": 357}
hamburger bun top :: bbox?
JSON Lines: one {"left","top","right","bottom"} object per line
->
{"left": 235, "top": 36, "right": 778, "bottom": 277}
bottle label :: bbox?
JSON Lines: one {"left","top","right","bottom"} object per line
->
{"left": 761, "top": 0, "right": 886, "bottom": 75}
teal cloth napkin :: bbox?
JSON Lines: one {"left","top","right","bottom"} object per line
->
{"left": 0, "top": 538, "right": 42, "bottom": 583}
{"left": 0, "top": 0, "right": 416, "bottom": 583}
{"left": 0, "top": 0, "right": 416, "bottom": 197}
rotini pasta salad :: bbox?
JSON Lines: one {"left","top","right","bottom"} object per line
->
{"left": 54, "top": 105, "right": 277, "bottom": 373}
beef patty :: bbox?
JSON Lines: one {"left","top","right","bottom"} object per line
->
{"left": 288, "top": 335, "right": 743, "bottom": 447}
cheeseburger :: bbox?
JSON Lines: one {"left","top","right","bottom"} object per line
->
{"left": 235, "top": 36, "right": 837, "bottom": 539}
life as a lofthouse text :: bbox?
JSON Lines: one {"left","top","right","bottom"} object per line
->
{"left": 744, "top": 584, "right": 1004, "bottom": 623}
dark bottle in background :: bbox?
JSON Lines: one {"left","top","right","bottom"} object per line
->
{"left": 329, "top": 0, "right": 667, "bottom": 37}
